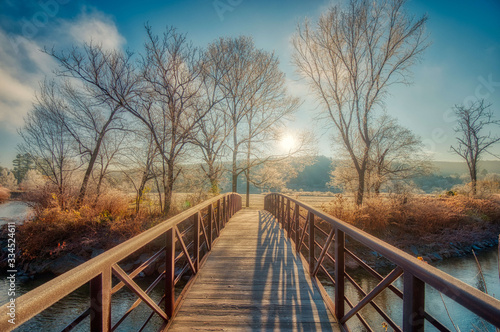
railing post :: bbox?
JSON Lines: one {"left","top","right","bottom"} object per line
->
{"left": 308, "top": 211, "right": 315, "bottom": 273}
{"left": 208, "top": 203, "right": 213, "bottom": 247}
{"left": 275, "top": 196, "right": 279, "bottom": 221}
{"left": 286, "top": 199, "right": 291, "bottom": 238}
{"left": 194, "top": 212, "right": 200, "bottom": 273}
{"left": 90, "top": 268, "right": 112, "bottom": 331}
{"left": 222, "top": 196, "right": 226, "bottom": 229}
{"left": 294, "top": 203, "right": 299, "bottom": 250}
{"left": 165, "top": 228, "right": 175, "bottom": 318}
{"left": 280, "top": 196, "right": 285, "bottom": 227}
{"left": 273, "top": 195, "right": 277, "bottom": 216}
{"left": 334, "top": 228, "right": 345, "bottom": 320}
{"left": 217, "top": 199, "right": 221, "bottom": 235}
{"left": 403, "top": 271, "right": 425, "bottom": 332}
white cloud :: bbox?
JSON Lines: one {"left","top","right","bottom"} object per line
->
{"left": 0, "top": 10, "right": 126, "bottom": 131}
{"left": 64, "top": 11, "right": 126, "bottom": 50}
{"left": 0, "top": 31, "right": 48, "bottom": 128}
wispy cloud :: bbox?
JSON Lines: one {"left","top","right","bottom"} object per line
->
{"left": 63, "top": 10, "right": 126, "bottom": 50}
{"left": 0, "top": 10, "right": 126, "bottom": 131}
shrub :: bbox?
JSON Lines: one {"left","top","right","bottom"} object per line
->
{"left": 0, "top": 186, "right": 9, "bottom": 203}
{"left": 322, "top": 194, "right": 500, "bottom": 237}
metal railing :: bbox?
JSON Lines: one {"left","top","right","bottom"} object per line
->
{"left": 0, "top": 193, "right": 242, "bottom": 332}
{"left": 264, "top": 193, "right": 500, "bottom": 332}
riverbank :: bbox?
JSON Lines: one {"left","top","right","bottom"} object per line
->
{"left": 322, "top": 194, "right": 500, "bottom": 268}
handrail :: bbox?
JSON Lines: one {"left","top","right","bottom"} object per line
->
{"left": 264, "top": 193, "right": 500, "bottom": 332}
{"left": 0, "top": 192, "right": 242, "bottom": 331}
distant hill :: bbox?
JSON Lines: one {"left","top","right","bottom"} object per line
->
{"left": 431, "top": 160, "right": 500, "bottom": 176}
{"left": 212, "top": 157, "right": 500, "bottom": 194}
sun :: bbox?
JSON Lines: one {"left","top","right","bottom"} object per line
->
{"left": 280, "top": 134, "right": 296, "bottom": 152}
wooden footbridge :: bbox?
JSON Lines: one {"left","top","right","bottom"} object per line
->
{"left": 1, "top": 193, "right": 500, "bottom": 331}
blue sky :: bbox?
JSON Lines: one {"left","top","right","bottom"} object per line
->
{"left": 0, "top": 0, "right": 499, "bottom": 167}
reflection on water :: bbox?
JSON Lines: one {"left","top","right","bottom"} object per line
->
{"left": 322, "top": 248, "right": 500, "bottom": 331}
{"left": 1, "top": 249, "right": 498, "bottom": 330}
{"left": 0, "top": 275, "right": 166, "bottom": 331}
{"left": 0, "top": 201, "right": 33, "bottom": 225}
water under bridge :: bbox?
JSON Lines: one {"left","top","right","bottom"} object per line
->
{"left": 1, "top": 193, "right": 500, "bottom": 331}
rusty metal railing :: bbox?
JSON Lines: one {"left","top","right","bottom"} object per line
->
{"left": 264, "top": 193, "right": 500, "bottom": 332}
{"left": 0, "top": 193, "right": 242, "bottom": 332}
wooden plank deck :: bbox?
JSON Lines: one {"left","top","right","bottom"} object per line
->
{"left": 168, "top": 209, "right": 340, "bottom": 331}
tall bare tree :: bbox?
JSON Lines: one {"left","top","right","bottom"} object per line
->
{"left": 45, "top": 43, "right": 141, "bottom": 206}
{"left": 18, "top": 83, "right": 77, "bottom": 207}
{"left": 59, "top": 80, "right": 127, "bottom": 206}
{"left": 192, "top": 45, "right": 233, "bottom": 194}
{"left": 208, "top": 36, "right": 300, "bottom": 198}
{"left": 138, "top": 26, "right": 211, "bottom": 214}
{"left": 293, "top": 0, "right": 428, "bottom": 205}
{"left": 451, "top": 100, "right": 500, "bottom": 196}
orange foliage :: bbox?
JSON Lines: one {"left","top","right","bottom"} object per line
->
{"left": 322, "top": 194, "right": 500, "bottom": 236}
{"left": 0, "top": 186, "right": 9, "bottom": 203}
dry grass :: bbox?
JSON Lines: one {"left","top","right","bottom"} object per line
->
{"left": 322, "top": 194, "right": 500, "bottom": 237}
{"left": 15, "top": 190, "right": 208, "bottom": 262}
{"left": 0, "top": 186, "right": 9, "bottom": 203}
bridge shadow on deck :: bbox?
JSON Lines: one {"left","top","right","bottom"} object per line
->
{"left": 249, "top": 210, "right": 336, "bottom": 331}
{"left": 167, "top": 209, "right": 338, "bottom": 331}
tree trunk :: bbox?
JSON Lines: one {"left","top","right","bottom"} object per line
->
{"left": 232, "top": 120, "right": 238, "bottom": 193}
{"left": 246, "top": 170, "right": 250, "bottom": 207}
{"left": 163, "top": 161, "right": 175, "bottom": 216}
{"left": 154, "top": 176, "right": 163, "bottom": 213}
{"left": 76, "top": 117, "right": 113, "bottom": 207}
{"left": 208, "top": 164, "right": 219, "bottom": 194}
{"left": 136, "top": 171, "right": 149, "bottom": 213}
{"left": 470, "top": 165, "right": 477, "bottom": 196}
{"left": 356, "top": 163, "right": 367, "bottom": 206}
{"left": 245, "top": 138, "right": 252, "bottom": 207}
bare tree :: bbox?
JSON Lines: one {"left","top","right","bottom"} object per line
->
{"left": 293, "top": 0, "right": 428, "bottom": 205}
{"left": 451, "top": 100, "right": 500, "bottom": 196}
{"left": 45, "top": 43, "right": 141, "bottom": 206}
{"left": 118, "top": 130, "right": 158, "bottom": 213}
{"left": 370, "top": 115, "right": 430, "bottom": 194}
{"left": 18, "top": 83, "right": 77, "bottom": 207}
{"left": 207, "top": 36, "right": 301, "bottom": 204}
{"left": 59, "top": 80, "right": 128, "bottom": 206}
{"left": 330, "top": 115, "right": 430, "bottom": 196}
{"left": 138, "top": 26, "right": 209, "bottom": 214}
{"left": 194, "top": 106, "right": 230, "bottom": 194}
{"left": 192, "top": 45, "right": 233, "bottom": 194}
{"left": 251, "top": 155, "right": 313, "bottom": 193}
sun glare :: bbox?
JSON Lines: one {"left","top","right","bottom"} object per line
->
{"left": 280, "top": 134, "right": 296, "bottom": 152}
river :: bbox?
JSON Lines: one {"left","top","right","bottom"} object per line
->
{"left": 332, "top": 248, "right": 500, "bottom": 331}
{"left": 0, "top": 201, "right": 33, "bottom": 226}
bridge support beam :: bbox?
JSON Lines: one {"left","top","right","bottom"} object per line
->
{"left": 165, "top": 228, "right": 175, "bottom": 318}
{"left": 308, "top": 212, "right": 315, "bottom": 273}
{"left": 403, "top": 271, "right": 425, "bottom": 332}
{"left": 334, "top": 228, "right": 345, "bottom": 320}
{"left": 90, "top": 267, "right": 112, "bottom": 331}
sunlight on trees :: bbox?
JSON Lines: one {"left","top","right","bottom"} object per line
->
{"left": 293, "top": 0, "right": 429, "bottom": 205}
